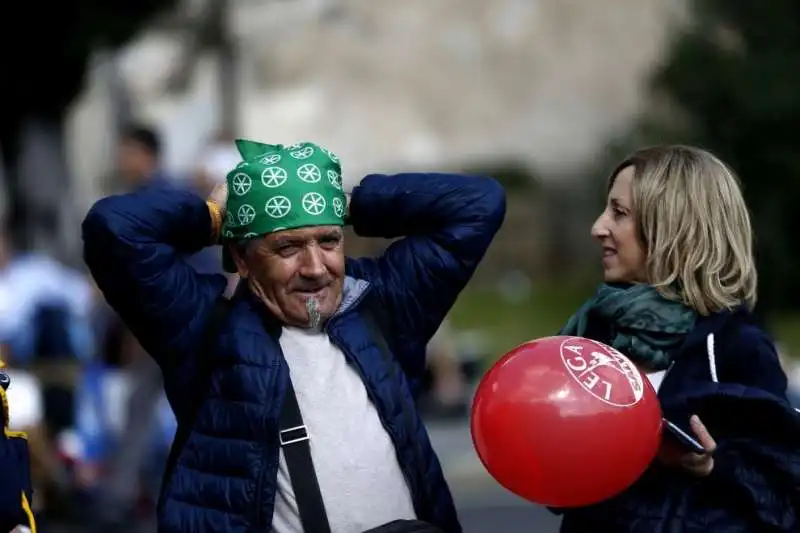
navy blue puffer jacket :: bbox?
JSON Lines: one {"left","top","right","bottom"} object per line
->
{"left": 82, "top": 173, "right": 506, "bottom": 533}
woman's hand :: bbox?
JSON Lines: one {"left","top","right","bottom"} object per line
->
{"left": 657, "top": 415, "right": 717, "bottom": 476}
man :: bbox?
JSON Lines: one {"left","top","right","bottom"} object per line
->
{"left": 82, "top": 139, "right": 506, "bottom": 532}
{"left": 0, "top": 361, "right": 37, "bottom": 532}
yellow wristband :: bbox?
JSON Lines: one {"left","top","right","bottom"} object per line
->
{"left": 207, "top": 201, "right": 223, "bottom": 243}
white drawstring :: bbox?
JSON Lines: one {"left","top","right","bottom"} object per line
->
{"left": 706, "top": 333, "right": 719, "bottom": 383}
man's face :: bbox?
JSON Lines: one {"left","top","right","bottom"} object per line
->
{"left": 118, "top": 139, "right": 156, "bottom": 187}
{"left": 233, "top": 226, "right": 346, "bottom": 328}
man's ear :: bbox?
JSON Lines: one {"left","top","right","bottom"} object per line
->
{"left": 228, "top": 243, "right": 250, "bottom": 279}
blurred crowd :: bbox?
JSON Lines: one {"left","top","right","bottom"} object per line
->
{"left": 1, "top": 124, "right": 473, "bottom": 528}
{"left": 3, "top": 123, "right": 798, "bottom": 530}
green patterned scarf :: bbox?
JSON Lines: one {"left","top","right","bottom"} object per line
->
{"left": 559, "top": 284, "right": 697, "bottom": 371}
{"left": 220, "top": 139, "right": 346, "bottom": 272}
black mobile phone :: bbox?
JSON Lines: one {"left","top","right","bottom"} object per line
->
{"left": 662, "top": 418, "right": 706, "bottom": 454}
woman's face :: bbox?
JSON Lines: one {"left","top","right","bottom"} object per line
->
{"left": 591, "top": 166, "right": 646, "bottom": 283}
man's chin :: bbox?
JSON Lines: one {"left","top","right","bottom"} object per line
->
{"left": 286, "top": 294, "right": 327, "bottom": 326}
{"left": 294, "top": 287, "right": 330, "bottom": 308}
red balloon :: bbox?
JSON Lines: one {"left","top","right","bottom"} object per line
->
{"left": 471, "top": 336, "right": 662, "bottom": 508}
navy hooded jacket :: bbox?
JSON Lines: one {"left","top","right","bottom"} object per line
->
{"left": 82, "top": 173, "right": 506, "bottom": 533}
{"left": 558, "top": 309, "right": 800, "bottom": 533}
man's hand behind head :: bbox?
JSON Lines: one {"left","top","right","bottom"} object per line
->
{"left": 208, "top": 183, "right": 229, "bottom": 213}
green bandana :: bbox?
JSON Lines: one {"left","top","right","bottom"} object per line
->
{"left": 220, "top": 139, "right": 346, "bottom": 272}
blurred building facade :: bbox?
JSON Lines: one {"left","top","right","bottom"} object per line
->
{"left": 66, "top": 0, "right": 686, "bottom": 277}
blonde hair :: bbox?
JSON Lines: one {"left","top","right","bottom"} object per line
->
{"left": 609, "top": 145, "right": 757, "bottom": 315}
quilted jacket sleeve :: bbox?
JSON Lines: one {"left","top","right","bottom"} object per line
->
{"left": 346, "top": 173, "right": 506, "bottom": 379}
{"left": 707, "top": 433, "right": 800, "bottom": 531}
{"left": 82, "top": 183, "right": 228, "bottom": 366}
{"left": 691, "top": 389, "right": 800, "bottom": 532}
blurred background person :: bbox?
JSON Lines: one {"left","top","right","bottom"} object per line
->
{"left": 419, "top": 320, "right": 470, "bottom": 420}
{"left": 117, "top": 124, "right": 169, "bottom": 190}
{"left": 0, "top": 218, "right": 94, "bottom": 518}
{"left": 778, "top": 346, "right": 800, "bottom": 408}
{"left": 77, "top": 123, "right": 178, "bottom": 529}
{"left": 83, "top": 123, "right": 239, "bottom": 530}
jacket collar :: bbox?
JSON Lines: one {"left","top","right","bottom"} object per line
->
{"left": 678, "top": 306, "right": 752, "bottom": 353}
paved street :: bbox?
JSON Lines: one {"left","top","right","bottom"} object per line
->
{"left": 428, "top": 419, "right": 561, "bottom": 533}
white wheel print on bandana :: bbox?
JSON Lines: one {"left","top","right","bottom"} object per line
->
{"left": 297, "top": 163, "right": 321, "bottom": 183}
{"left": 224, "top": 230, "right": 234, "bottom": 238}
{"left": 327, "top": 169, "right": 342, "bottom": 190}
{"left": 332, "top": 197, "right": 344, "bottom": 217}
{"left": 226, "top": 212, "right": 235, "bottom": 226}
{"left": 231, "top": 173, "right": 252, "bottom": 196}
{"left": 290, "top": 146, "right": 315, "bottom": 160}
{"left": 285, "top": 143, "right": 304, "bottom": 151}
{"left": 244, "top": 232, "right": 258, "bottom": 239}
{"left": 321, "top": 148, "right": 339, "bottom": 163}
{"left": 265, "top": 196, "right": 292, "bottom": 219}
{"left": 261, "top": 167, "right": 288, "bottom": 188}
{"left": 237, "top": 204, "right": 257, "bottom": 225}
{"left": 302, "top": 192, "right": 326, "bottom": 215}
{"left": 259, "top": 153, "right": 281, "bottom": 165}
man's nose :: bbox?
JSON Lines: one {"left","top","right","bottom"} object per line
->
{"left": 299, "top": 246, "right": 327, "bottom": 278}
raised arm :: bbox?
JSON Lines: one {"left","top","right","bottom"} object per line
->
{"left": 346, "top": 173, "right": 506, "bottom": 377}
{"left": 81, "top": 183, "right": 228, "bottom": 365}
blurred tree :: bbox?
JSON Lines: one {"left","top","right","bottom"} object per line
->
{"left": 0, "top": 0, "right": 177, "bottom": 264}
{"left": 645, "top": 0, "right": 800, "bottom": 316}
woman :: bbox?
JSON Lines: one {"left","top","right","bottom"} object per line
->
{"left": 556, "top": 145, "right": 800, "bottom": 532}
